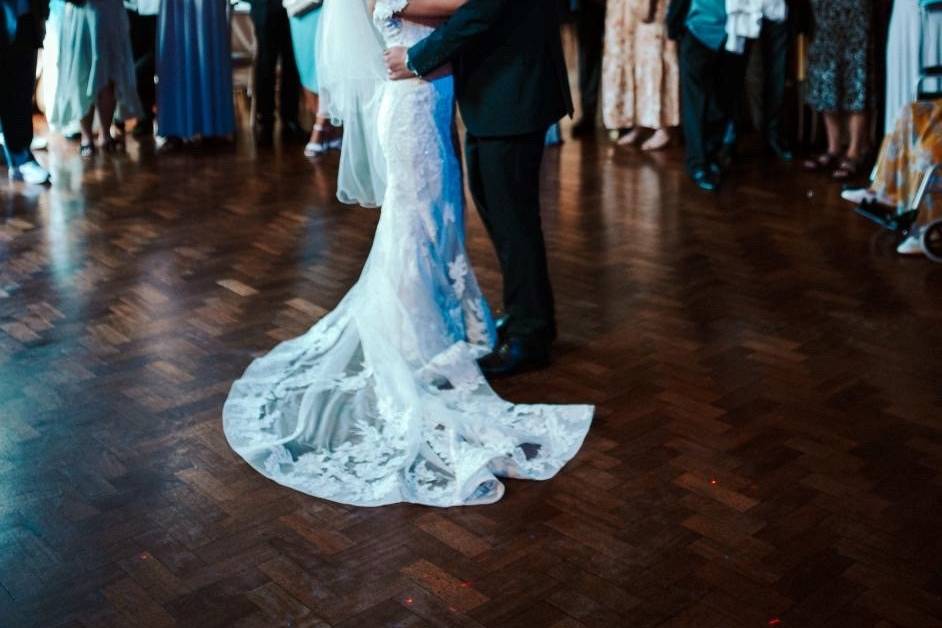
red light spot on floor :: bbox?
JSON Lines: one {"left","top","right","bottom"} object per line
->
{"left": 768, "top": 618, "right": 782, "bottom": 625}
{"left": 404, "top": 597, "right": 414, "bottom": 605}
{"left": 710, "top": 478, "right": 718, "bottom": 485}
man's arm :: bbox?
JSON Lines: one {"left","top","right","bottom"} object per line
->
{"left": 406, "top": 0, "right": 509, "bottom": 76}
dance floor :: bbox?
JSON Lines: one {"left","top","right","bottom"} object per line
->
{"left": 2, "top": 122, "right": 942, "bottom": 627}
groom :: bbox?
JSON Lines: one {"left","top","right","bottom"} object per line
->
{"left": 385, "top": 0, "right": 573, "bottom": 377}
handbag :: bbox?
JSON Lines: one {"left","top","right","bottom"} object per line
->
{"left": 282, "top": 0, "right": 322, "bottom": 18}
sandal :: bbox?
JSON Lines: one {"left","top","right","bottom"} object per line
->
{"left": 79, "top": 143, "right": 96, "bottom": 158}
{"left": 802, "top": 152, "right": 841, "bottom": 172}
{"left": 832, "top": 156, "right": 864, "bottom": 181}
{"left": 304, "top": 122, "right": 342, "bottom": 157}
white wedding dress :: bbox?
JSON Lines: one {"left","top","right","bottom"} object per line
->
{"left": 222, "top": 4, "right": 594, "bottom": 507}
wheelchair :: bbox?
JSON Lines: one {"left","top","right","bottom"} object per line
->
{"left": 855, "top": 0, "right": 942, "bottom": 262}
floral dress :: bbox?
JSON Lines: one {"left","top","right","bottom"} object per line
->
{"left": 602, "top": 0, "right": 680, "bottom": 130}
{"left": 806, "top": 0, "right": 872, "bottom": 112}
{"left": 872, "top": 99, "right": 942, "bottom": 226}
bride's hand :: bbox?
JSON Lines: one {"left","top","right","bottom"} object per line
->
{"left": 384, "top": 47, "right": 415, "bottom": 81}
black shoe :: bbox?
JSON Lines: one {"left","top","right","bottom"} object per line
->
{"left": 133, "top": 118, "right": 154, "bottom": 139}
{"left": 255, "top": 121, "right": 274, "bottom": 147}
{"left": 478, "top": 338, "right": 550, "bottom": 378}
{"left": 767, "top": 139, "right": 793, "bottom": 162}
{"left": 570, "top": 118, "right": 595, "bottom": 138}
{"left": 282, "top": 120, "right": 308, "bottom": 143}
{"left": 691, "top": 168, "right": 718, "bottom": 192}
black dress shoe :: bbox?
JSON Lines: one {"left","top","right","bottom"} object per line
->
{"left": 478, "top": 338, "right": 550, "bottom": 378}
{"left": 254, "top": 125, "right": 274, "bottom": 147}
{"left": 132, "top": 118, "right": 154, "bottom": 139}
{"left": 282, "top": 121, "right": 309, "bottom": 143}
{"left": 691, "top": 168, "right": 718, "bottom": 192}
{"left": 767, "top": 140, "right": 793, "bottom": 162}
{"left": 570, "top": 118, "right": 595, "bottom": 138}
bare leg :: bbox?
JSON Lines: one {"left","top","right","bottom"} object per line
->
{"left": 80, "top": 108, "right": 96, "bottom": 156}
{"left": 617, "top": 127, "right": 641, "bottom": 146}
{"left": 96, "top": 82, "right": 117, "bottom": 149}
{"left": 846, "top": 111, "right": 868, "bottom": 160}
{"left": 823, "top": 112, "right": 843, "bottom": 156}
{"left": 641, "top": 127, "right": 672, "bottom": 151}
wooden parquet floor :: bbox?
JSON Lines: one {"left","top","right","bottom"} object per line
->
{"left": 1, "top": 122, "right": 941, "bottom": 628}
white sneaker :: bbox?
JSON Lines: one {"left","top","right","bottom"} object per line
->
{"left": 841, "top": 188, "right": 877, "bottom": 205}
{"left": 896, "top": 234, "right": 924, "bottom": 256}
{"left": 9, "top": 160, "right": 52, "bottom": 185}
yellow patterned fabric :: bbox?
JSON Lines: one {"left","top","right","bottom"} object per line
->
{"left": 872, "top": 99, "right": 942, "bottom": 227}
{"left": 602, "top": 0, "right": 680, "bottom": 130}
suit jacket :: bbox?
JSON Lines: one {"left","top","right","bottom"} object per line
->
{"left": 408, "top": 0, "right": 574, "bottom": 138}
{"left": 0, "top": 0, "right": 48, "bottom": 49}
{"left": 666, "top": 0, "right": 691, "bottom": 41}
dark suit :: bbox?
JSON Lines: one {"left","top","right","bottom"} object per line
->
{"left": 409, "top": 0, "right": 573, "bottom": 344}
{"left": 248, "top": 0, "right": 300, "bottom": 127}
{"left": 0, "top": 0, "right": 47, "bottom": 168}
{"left": 127, "top": 7, "right": 157, "bottom": 124}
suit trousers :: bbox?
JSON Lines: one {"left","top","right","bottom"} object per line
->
{"left": 0, "top": 17, "right": 38, "bottom": 168}
{"left": 577, "top": 0, "right": 606, "bottom": 120}
{"left": 465, "top": 129, "right": 556, "bottom": 346}
{"left": 759, "top": 17, "right": 789, "bottom": 145}
{"left": 250, "top": 1, "right": 300, "bottom": 125}
{"left": 679, "top": 34, "right": 747, "bottom": 172}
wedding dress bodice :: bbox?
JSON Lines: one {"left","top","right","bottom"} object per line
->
{"left": 373, "top": 0, "right": 435, "bottom": 48}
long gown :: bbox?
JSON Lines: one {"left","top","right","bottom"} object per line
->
{"left": 156, "top": 0, "right": 234, "bottom": 139}
{"left": 222, "top": 6, "right": 594, "bottom": 508}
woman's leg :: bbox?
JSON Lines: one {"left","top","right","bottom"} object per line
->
{"left": 96, "top": 82, "right": 117, "bottom": 147}
{"left": 641, "top": 127, "right": 672, "bottom": 151}
{"left": 823, "top": 112, "right": 843, "bottom": 156}
{"left": 846, "top": 111, "right": 868, "bottom": 160}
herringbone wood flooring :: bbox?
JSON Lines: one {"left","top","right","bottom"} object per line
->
{"left": 1, "top": 120, "right": 941, "bottom": 628}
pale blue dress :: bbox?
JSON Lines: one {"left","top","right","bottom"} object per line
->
{"left": 50, "top": 0, "right": 142, "bottom": 128}
{"left": 156, "top": 0, "right": 234, "bottom": 139}
{"left": 289, "top": 8, "right": 322, "bottom": 93}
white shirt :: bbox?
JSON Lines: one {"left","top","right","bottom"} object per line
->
{"left": 124, "top": 0, "right": 159, "bottom": 15}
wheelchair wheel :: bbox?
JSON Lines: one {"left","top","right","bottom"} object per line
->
{"left": 922, "top": 219, "right": 942, "bottom": 262}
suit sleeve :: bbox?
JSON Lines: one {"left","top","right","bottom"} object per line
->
{"left": 407, "top": 0, "right": 510, "bottom": 76}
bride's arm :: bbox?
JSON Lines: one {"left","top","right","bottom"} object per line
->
{"left": 399, "top": 0, "right": 468, "bottom": 18}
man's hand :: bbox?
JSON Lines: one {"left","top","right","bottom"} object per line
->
{"left": 384, "top": 47, "right": 415, "bottom": 81}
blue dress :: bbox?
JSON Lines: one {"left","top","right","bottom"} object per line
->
{"left": 289, "top": 8, "right": 321, "bottom": 93}
{"left": 156, "top": 0, "right": 234, "bottom": 139}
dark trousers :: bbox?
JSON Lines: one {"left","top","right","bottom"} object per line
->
{"left": 465, "top": 130, "right": 556, "bottom": 344}
{"left": 679, "top": 34, "right": 747, "bottom": 172}
{"left": 127, "top": 11, "right": 157, "bottom": 122}
{"left": 250, "top": 3, "right": 300, "bottom": 125}
{"left": 576, "top": 1, "right": 606, "bottom": 121}
{"left": 0, "top": 18, "right": 38, "bottom": 168}
{"left": 758, "top": 18, "right": 789, "bottom": 146}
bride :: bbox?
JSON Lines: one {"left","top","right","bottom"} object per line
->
{"left": 222, "top": 0, "right": 593, "bottom": 507}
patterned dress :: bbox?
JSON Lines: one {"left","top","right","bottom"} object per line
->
{"left": 602, "top": 0, "right": 680, "bottom": 130}
{"left": 806, "top": 0, "right": 872, "bottom": 112}
{"left": 872, "top": 99, "right": 942, "bottom": 225}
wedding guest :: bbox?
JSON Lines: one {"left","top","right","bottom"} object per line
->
{"left": 250, "top": 0, "right": 304, "bottom": 145}
{"left": 669, "top": 0, "right": 749, "bottom": 190}
{"left": 156, "top": 0, "right": 234, "bottom": 148}
{"left": 288, "top": 3, "right": 340, "bottom": 156}
{"left": 802, "top": 0, "right": 872, "bottom": 180}
{"left": 124, "top": 0, "right": 158, "bottom": 137}
{"left": 51, "top": 0, "right": 142, "bottom": 157}
{"left": 885, "top": 0, "right": 942, "bottom": 130}
{"left": 755, "top": 4, "right": 793, "bottom": 160}
{"left": 602, "top": 0, "right": 679, "bottom": 150}
{"left": 571, "top": 0, "right": 607, "bottom": 137}
{"left": 842, "top": 99, "right": 942, "bottom": 255}
{"left": 0, "top": 0, "right": 51, "bottom": 183}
